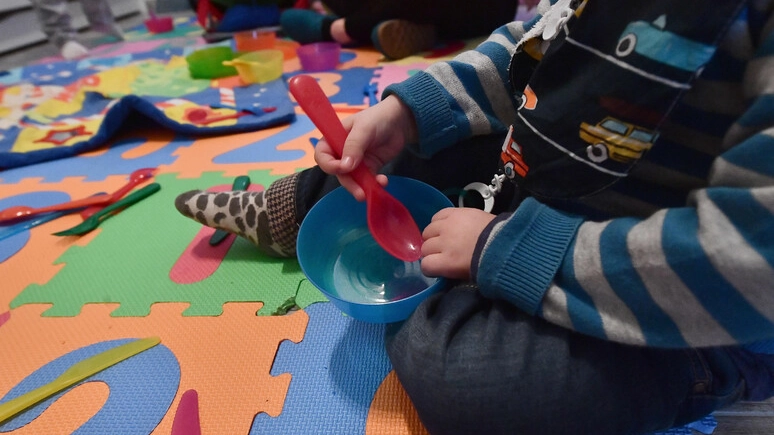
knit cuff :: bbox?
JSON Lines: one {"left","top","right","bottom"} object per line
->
{"left": 471, "top": 212, "right": 511, "bottom": 281}
{"left": 477, "top": 197, "right": 583, "bottom": 315}
{"left": 383, "top": 72, "right": 459, "bottom": 157}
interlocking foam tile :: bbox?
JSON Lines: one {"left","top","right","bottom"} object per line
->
{"left": 372, "top": 63, "right": 433, "bottom": 102}
{"left": 0, "top": 338, "right": 179, "bottom": 434}
{"left": 650, "top": 415, "right": 718, "bottom": 434}
{"left": 288, "top": 68, "right": 381, "bottom": 107}
{"left": 366, "top": 371, "right": 428, "bottom": 435}
{"left": 213, "top": 116, "right": 313, "bottom": 166}
{"left": 167, "top": 122, "right": 316, "bottom": 178}
{"left": 251, "top": 303, "right": 392, "bottom": 434}
{"left": 0, "top": 173, "right": 185, "bottom": 311}
{"left": 282, "top": 47, "right": 384, "bottom": 76}
{"left": 0, "top": 191, "right": 69, "bottom": 264}
{"left": 9, "top": 171, "right": 327, "bottom": 317}
{"left": 168, "top": 184, "right": 265, "bottom": 284}
{"left": 0, "top": 302, "right": 308, "bottom": 434}
{"left": 0, "top": 129, "right": 185, "bottom": 184}
{"left": 171, "top": 389, "right": 201, "bottom": 435}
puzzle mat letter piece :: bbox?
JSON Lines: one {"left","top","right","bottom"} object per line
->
{"left": 10, "top": 171, "right": 327, "bottom": 317}
{"left": 0, "top": 302, "right": 307, "bottom": 434}
{"left": 251, "top": 303, "right": 392, "bottom": 434}
{"left": 166, "top": 120, "right": 316, "bottom": 179}
{"left": 0, "top": 338, "right": 179, "bottom": 434}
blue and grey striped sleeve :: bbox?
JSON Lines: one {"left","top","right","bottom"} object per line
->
{"left": 383, "top": 2, "right": 557, "bottom": 156}
{"left": 480, "top": 4, "right": 774, "bottom": 348}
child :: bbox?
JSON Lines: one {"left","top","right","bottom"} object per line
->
{"left": 31, "top": 0, "right": 124, "bottom": 60}
{"left": 279, "top": 0, "right": 520, "bottom": 59}
{"left": 177, "top": 0, "right": 774, "bottom": 432}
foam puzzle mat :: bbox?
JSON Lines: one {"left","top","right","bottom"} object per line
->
{"left": 0, "top": 16, "right": 718, "bottom": 435}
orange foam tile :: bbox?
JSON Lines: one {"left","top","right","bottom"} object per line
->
{"left": 366, "top": 370, "right": 429, "bottom": 435}
{"left": 165, "top": 125, "right": 315, "bottom": 179}
{"left": 0, "top": 174, "right": 166, "bottom": 311}
{"left": 0, "top": 302, "right": 308, "bottom": 434}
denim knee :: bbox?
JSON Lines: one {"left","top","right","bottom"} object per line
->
{"left": 385, "top": 285, "right": 745, "bottom": 435}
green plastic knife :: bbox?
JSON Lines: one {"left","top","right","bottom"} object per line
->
{"left": 53, "top": 183, "right": 161, "bottom": 236}
{"left": 209, "top": 175, "right": 250, "bottom": 246}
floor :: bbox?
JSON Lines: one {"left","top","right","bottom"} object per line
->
{"left": 1, "top": 5, "right": 774, "bottom": 435}
{"left": 0, "top": 2, "right": 189, "bottom": 72}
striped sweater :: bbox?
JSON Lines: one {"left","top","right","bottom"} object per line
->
{"left": 385, "top": 0, "right": 774, "bottom": 348}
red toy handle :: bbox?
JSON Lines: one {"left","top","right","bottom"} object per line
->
{"left": 288, "top": 75, "right": 380, "bottom": 194}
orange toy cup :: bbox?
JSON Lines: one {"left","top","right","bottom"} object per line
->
{"left": 234, "top": 30, "right": 277, "bottom": 52}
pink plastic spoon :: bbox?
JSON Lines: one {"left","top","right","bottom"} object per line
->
{"left": 288, "top": 74, "right": 423, "bottom": 262}
{"left": 0, "top": 168, "right": 157, "bottom": 223}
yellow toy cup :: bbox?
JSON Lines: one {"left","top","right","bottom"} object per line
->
{"left": 222, "top": 49, "right": 284, "bottom": 85}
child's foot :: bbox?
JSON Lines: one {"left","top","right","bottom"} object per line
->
{"left": 103, "top": 23, "right": 125, "bottom": 41}
{"left": 280, "top": 9, "right": 335, "bottom": 44}
{"left": 60, "top": 40, "right": 89, "bottom": 60}
{"left": 371, "top": 19, "right": 437, "bottom": 60}
{"left": 174, "top": 173, "right": 300, "bottom": 257}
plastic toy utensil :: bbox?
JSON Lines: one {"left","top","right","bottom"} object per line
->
{"left": 79, "top": 167, "right": 157, "bottom": 219}
{"left": 0, "top": 210, "right": 70, "bottom": 242}
{"left": 0, "top": 337, "right": 160, "bottom": 425}
{"left": 171, "top": 389, "right": 202, "bottom": 435}
{"left": 0, "top": 193, "right": 110, "bottom": 223}
{"left": 209, "top": 175, "right": 251, "bottom": 246}
{"left": 186, "top": 108, "right": 248, "bottom": 125}
{"left": 53, "top": 183, "right": 161, "bottom": 236}
{"left": 0, "top": 168, "right": 157, "bottom": 223}
{"left": 288, "top": 74, "right": 423, "bottom": 262}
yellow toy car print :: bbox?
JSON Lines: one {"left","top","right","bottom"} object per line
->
{"left": 579, "top": 116, "right": 659, "bottom": 164}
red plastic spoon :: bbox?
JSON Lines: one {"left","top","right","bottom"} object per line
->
{"left": 79, "top": 167, "right": 157, "bottom": 219}
{"left": 288, "top": 74, "right": 423, "bottom": 262}
{"left": 0, "top": 168, "right": 157, "bottom": 223}
{"left": 186, "top": 108, "right": 248, "bottom": 125}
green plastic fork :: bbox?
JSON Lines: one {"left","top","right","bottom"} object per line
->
{"left": 53, "top": 183, "right": 161, "bottom": 236}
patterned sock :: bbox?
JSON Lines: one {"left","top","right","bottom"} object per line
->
{"left": 371, "top": 19, "right": 437, "bottom": 60}
{"left": 174, "top": 173, "right": 300, "bottom": 257}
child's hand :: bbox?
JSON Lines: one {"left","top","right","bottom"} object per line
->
{"left": 420, "top": 207, "right": 495, "bottom": 280}
{"left": 314, "top": 95, "right": 417, "bottom": 201}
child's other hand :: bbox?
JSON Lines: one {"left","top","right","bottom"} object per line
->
{"left": 420, "top": 207, "right": 495, "bottom": 280}
{"left": 315, "top": 95, "right": 417, "bottom": 201}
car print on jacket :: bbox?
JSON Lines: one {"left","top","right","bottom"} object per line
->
{"left": 615, "top": 15, "right": 716, "bottom": 72}
{"left": 579, "top": 116, "right": 659, "bottom": 164}
{"left": 501, "top": 125, "right": 529, "bottom": 178}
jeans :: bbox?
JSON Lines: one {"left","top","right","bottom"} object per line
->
{"left": 386, "top": 284, "right": 747, "bottom": 435}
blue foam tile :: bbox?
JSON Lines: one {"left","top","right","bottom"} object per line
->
{"left": 0, "top": 338, "right": 180, "bottom": 434}
{"left": 251, "top": 303, "right": 392, "bottom": 434}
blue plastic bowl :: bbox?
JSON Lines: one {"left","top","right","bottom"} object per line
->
{"left": 297, "top": 176, "right": 453, "bottom": 323}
